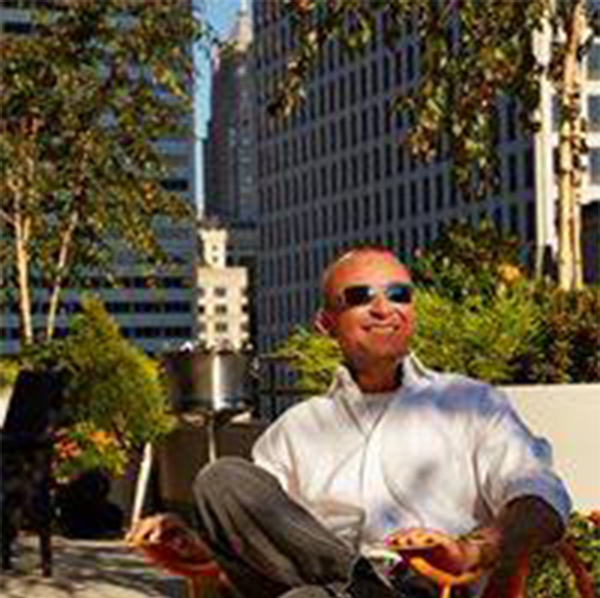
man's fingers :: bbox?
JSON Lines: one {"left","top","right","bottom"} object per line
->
{"left": 126, "top": 513, "right": 184, "bottom": 545}
{"left": 385, "top": 528, "right": 476, "bottom": 575}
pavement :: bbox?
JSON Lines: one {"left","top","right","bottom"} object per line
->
{"left": 0, "top": 533, "right": 188, "bottom": 598}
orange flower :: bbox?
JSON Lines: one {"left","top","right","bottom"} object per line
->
{"left": 587, "top": 510, "right": 600, "bottom": 527}
{"left": 89, "top": 430, "right": 115, "bottom": 448}
{"left": 497, "top": 264, "right": 521, "bottom": 285}
{"left": 57, "top": 441, "right": 81, "bottom": 458}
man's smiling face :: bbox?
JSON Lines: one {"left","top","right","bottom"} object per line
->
{"left": 323, "top": 250, "right": 415, "bottom": 372}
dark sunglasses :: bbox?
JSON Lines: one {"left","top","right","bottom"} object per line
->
{"left": 337, "top": 282, "right": 413, "bottom": 309}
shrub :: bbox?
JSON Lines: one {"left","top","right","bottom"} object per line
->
{"left": 21, "top": 295, "right": 173, "bottom": 481}
{"left": 274, "top": 326, "right": 342, "bottom": 394}
{"left": 411, "top": 219, "right": 522, "bottom": 302}
{"left": 527, "top": 511, "right": 599, "bottom": 597}
{"left": 514, "top": 286, "right": 600, "bottom": 384}
{"left": 53, "top": 423, "right": 128, "bottom": 483}
{"left": 412, "top": 283, "right": 543, "bottom": 384}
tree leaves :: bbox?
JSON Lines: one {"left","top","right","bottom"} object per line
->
{"left": 274, "top": 325, "right": 342, "bottom": 394}
{"left": 0, "top": 0, "right": 203, "bottom": 343}
{"left": 412, "top": 285, "right": 543, "bottom": 384}
{"left": 272, "top": 0, "right": 551, "bottom": 196}
{"left": 59, "top": 295, "right": 174, "bottom": 446}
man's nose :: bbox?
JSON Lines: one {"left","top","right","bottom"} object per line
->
{"left": 368, "top": 292, "right": 394, "bottom": 316}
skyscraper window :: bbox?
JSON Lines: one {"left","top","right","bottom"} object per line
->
{"left": 508, "top": 153, "right": 519, "bottom": 192}
{"left": 435, "top": 173, "right": 445, "bottom": 209}
{"left": 590, "top": 148, "right": 600, "bottom": 184}
{"left": 383, "top": 54, "right": 392, "bottom": 91}
{"left": 524, "top": 148, "right": 535, "bottom": 189}
{"left": 406, "top": 44, "right": 415, "bottom": 82}
{"left": 588, "top": 95, "right": 600, "bottom": 131}
{"left": 588, "top": 43, "right": 600, "bottom": 80}
{"left": 371, "top": 60, "right": 379, "bottom": 94}
{"left": 394, "top": 51, "right": 403, "bottom": 85}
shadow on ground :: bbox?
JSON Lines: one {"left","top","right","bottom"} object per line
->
{"left": 0, "top": 534, "right": 186, "bottom": 597}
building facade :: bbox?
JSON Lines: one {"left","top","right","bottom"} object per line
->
{"left": 203, "top": 2, "right": 257, "bottom": 228}
{"left": 202, "top": 2, "right": 259, "bottom": 348}
{"left": 196, "top": 226, "right": 250, "bottom": 350}
{"left": 0, "top": 1, "right": 197, "bottom": 356}
{"left": 252, "top": 1, "right": 600, "bottom": 354}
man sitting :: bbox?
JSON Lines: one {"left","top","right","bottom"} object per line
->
{"left": 129, "top": 248, "right": 570, "bottom": 597}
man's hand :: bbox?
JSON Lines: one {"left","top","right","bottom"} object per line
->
{"left": 126, "top": 513, "right": 221, "bottom": 579}
{"left": 386, "top": 527, "right": 496, "bottom": 576}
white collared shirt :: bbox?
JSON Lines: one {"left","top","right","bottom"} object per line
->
{"left": 252, "top": 354, "right": 571, "bottom": 554}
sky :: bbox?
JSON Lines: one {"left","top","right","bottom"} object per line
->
{"left": 194, "top": 0, "right": 244, "bottom": 209}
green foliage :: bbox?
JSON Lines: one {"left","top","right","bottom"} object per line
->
{"left": 0, "top": 357, "right": 20, "bottom": 390}
{"left": 409, "top": 220, "right": 541, "bottom": 384}
{"left": 53, "top": 422, "right": 128, "bottom": 483}
{"left": 412, "top": 284, "right": 542, "bottom": 384}
{"left": 411, "top": 219, "right": 522, "bottom": 302}
{"left": 514, "top": 285, "right": 600, "bottom": 384}
{"left": 58, "top": 295, "right": 173, "bottom": 446}
{"left": 23, "top": 295, "right": 174, "bottom": 479}
{"left": 527, "top": 512, "right": 600, "bottom": 598}
{"left": 412, "top": 220, "right": 599, "bottom": 384}
{"left": 274, "top": 326, "right": 342, "bottom": 394}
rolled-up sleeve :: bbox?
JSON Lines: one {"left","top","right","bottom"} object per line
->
{"left": 252, "top": 419, "right": 296, "bottom": 495}
{"left": 475, "top": 389, "right": 572, "bottom": 524}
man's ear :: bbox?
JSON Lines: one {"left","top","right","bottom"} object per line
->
{"left": 313, "top": 309, "right": 337, "bottom": 336}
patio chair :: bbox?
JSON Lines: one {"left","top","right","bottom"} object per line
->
{"left": 0, "top": 369, "right": 64, "bottom": 576}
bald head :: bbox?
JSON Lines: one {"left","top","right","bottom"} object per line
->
{"left": 321, "top": 247, "right": 411, "bottom": 309}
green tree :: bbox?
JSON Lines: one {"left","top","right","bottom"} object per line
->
{"left": 0, "top": 0, "right": 209, "bottom": 346}
{"left": 273, "top": 0, "right": 597, "bottom": 290}
{"left": 274, "top": 325, "right": 343, "bottom": 393}
{"left": 411, "top": 219, "right": 523, "bottom": 302}
{"left": 517, "top": 284, "right": 600, "bottom": 383}
{"left": 21, "top": 295, "right": 174, "bottom": 479}
{"left": 56, "top": 295, "right": 173, "bottom": 447}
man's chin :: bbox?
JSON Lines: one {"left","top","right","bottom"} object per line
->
{"left": 353, "top": 347, "right": 407, "bottom": 367}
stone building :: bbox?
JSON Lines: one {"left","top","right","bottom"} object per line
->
{"left": 196, "top": 226, "right": 250, "bottom": 350}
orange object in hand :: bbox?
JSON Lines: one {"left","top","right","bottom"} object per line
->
{"left": 385, "top": 528, "right": 484, "bottom": 598}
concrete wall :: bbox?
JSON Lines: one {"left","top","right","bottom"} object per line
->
{"left": 501, "top": 383, "right": 600, "bottom": 512}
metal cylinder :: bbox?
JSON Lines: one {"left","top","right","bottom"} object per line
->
{"left": 162, "top": 348, "right": 252, "bottom": 413}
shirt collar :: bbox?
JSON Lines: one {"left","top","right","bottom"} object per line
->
{"left": 326, "top": 352, "right": 434, "bottom": 403}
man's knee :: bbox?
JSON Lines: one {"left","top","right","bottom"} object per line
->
{"left": 193, "top": 456, "right": 285, "bottom": 520}
{"left": 193, "top": 456, "right": 257, "bottom": 502}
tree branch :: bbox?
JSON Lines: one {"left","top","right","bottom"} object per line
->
{"left": 0, "top": 209, "right": 16, "bottom": 227}
{"left": 46, "top": 210, "right": 79, "bottom": 341}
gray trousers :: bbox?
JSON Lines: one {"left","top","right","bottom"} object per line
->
{"left": 192, "top": 457, "right": 438, "bottom": 598}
